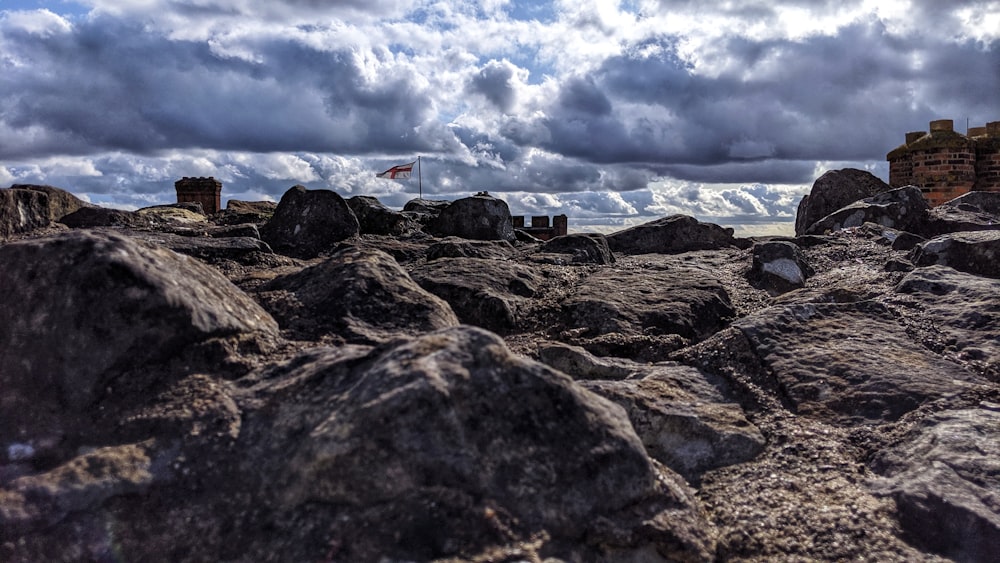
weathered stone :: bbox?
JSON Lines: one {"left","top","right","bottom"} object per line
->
{"left": 734, "top": 301, "right": 986, "bottom": 425}
{"left": 607, "top": 215, "right": 742, "bottom": 255}
{"left": 257, "top": 246, "right": 458, "bottom": 343}
{"left": 0, "top": 230, "right": 280, "bottom": 434}
{"left": 805, "top": 186, "right": 930, "bottom": 235}
{"left": 60, "top": 206, "right": 154, "bottom": 229}
{"left": 123, "top": 230, "right": 272, "bottom": 262}
{"left": 426, "top": 237, "right": 517, "bottom": 261}
{"left": 409, "top": 257, "right": 543, "bottom": 333}
{"left": 11, "top": 184, "right": 92, "bottom": 222}
{"left": 260, "top": 185, "right": 359, "bottom": 258}
{"left": 748, "top": 240, "right": 813, "bottom": 295}
{"left": 893, "top": 266, "right": 1000, "bottom": 379}
{"left": 925, "top": 190, "right": 1000, "bottom": 236}
{"left": 137, "top": 204, "right": 207, "bottom": 224}
{"left": 403, "top": 198, "right": 450, "bottom": 215}
{"left": 871, "top": 405, "right": 1000, "bottom": 562}
{"left": 559, "top": 266, "right": 735, "bottom": 358}
{"left": 540, "top": 348, "right": 765, "bottom": 481}
{"left": 347, "top": 195, "right": 418, "bottom": 235}
{"left": 0, "top": 188, "right": 50, "bottom": 239}
{"left": 213, "top": 199, "right": 276, "bottom": 226}
{"left": 241, "top": 326, "right": 714, "bottom": 560}
{"left": 795, "top": 168, "right": 892, "bottom": 235}
{"left": 536, "top": 233, "right": 615, "bottom": 265}
{"left": 428, "top": 194, "right": 515, "bottom": 241}
{"left": 909, "top": 230, "right": 1000, "bottom": 278}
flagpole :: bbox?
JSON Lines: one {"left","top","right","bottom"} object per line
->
{"left": 418, "top": 156, "right": 423, "bottom": 200}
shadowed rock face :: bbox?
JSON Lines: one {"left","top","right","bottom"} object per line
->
{"left": 607, "top": 214, "right": 742, "bottom": 255}
{"left": 428, "top": 194, "right": 515, "bottom": 241}
{"left": 260, "top": 185, "right": 359, "bottom": 258}
{"left": 256, "top": 246, "right": 459, "bottom": 343}
{"left": 0, "top": 188, "right": 50, "bottom": 239}
{"left": 805, "top": 186, "right": 930, "bottom": 236}
{"left": 910, "top": 230, "right": 1000, "bottom": 279}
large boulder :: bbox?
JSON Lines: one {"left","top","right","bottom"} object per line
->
{"left": 409, "top": 257, "right": 544, "bottom": 333}
{"left": 0, "top": 230, "right": 279, "bottom": 450}
{"left": 256, "top": 246, "right": 459, "bottom": 343}
{"left": 0, "top": 187, "right": 50, "bottom": 239}
{"left": 794, "top": 168, "right": 892, "bottom": 235}
{"left": 909, "top": 230, "right": 1000, "bottom": 279}
{"left": 606, "top": 215, "right": 742, "bottom": 255}
{"left": 346, "top": 195, "right": 418, "bottom": 235}
{"left": 214, "top": 199, "right": 276, "bottom": 226}
{"left": 871, "top": 405, "right": 1000, "bottom": 562}
{"left": 748, "top": 240, "right": 814, "bottom": 295}
{"left": 260, "top": 185, "right": 359, "bottom": 258}
{"left": 122, "top": 230, "right": 273, "bottom": 263}
{"left": 11, "top": 184, "right": 92, "bottom": 222}
{"left": 428, "top": 194, "right": 515, "bottom": 241}
{"left": 239, "top": 326, "right": 715, "bottom": 561}
{"left": 805, "top": 186, "right": 930, "bottom": 236}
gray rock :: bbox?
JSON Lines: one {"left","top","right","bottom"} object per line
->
{"left": 403, "top": 198, "right": 450, "bottom": 215}
{"left": 607, "top": 215, "right": 742, "bottom": 255}
{"left": 537, "top": 342, "right": 638, "bottom": 380}
{"left": 733, "top": 301, "right": 986, "bottom": 425}
{"left": 409, "top": 257, "right": 542, "bottom": 333}
{"left": 0, "top": 188, "right": 50, "bottom": 239}
{"left": 257, "top": 246, "right": 458, "bottom": 343}
{"left": 805, "top": 186, "right": 930, "bottom": 235}
{"left": 559, "top": 266, "right": 735, "bottom": 359}
{"left": 749, "top": 240, "right": 814, "bottom": 295}
{"left": 426, "top": 237, "right": 517, "bottom": 261}
{"left": 214, "top": 199, "right": 276, "bottom": 226}
{"left": 540, "top": 347, "right": 765, "bottom": 481}
{"left": 925, "top": 190, "right": 1000, "bottom": 236}
{"left": 60, "top": 206, "right": 154, "bottom": 229}
{"left": 795, "top": 168, "right": 892, "bottom": 235}
{"left": 583, "top": 369, "right": 764, "bottom": 481}
{"left": 871, "top": 405, "right": 1000, "bottom": 562}
{"left": 894, "top": 266, "right": 1000, "bottom": 379}
{"left": 909, "top": 230, "right": 1000, "bottom": 278}
{"left": 347, "top": 195, "right": 418, "bottom": 235}
{"left": 0, "top": 230, "right": 279, "bottom": 441}
{"left": 260, "top": 185, "right": 359, "bottom": 258}
{"left": 242, "top": 326, "right": 715, "bottom": 560}
{"left": 428, "top": 194, "right": 515, "bottom": 241}
{"left": 11, "top": 184, "right": 92, "bottom": 222}
{"left": 536, "top": 233, "right": 615, "bottom": 265}
{"left": 123, "top": 230, "right": 272, "bottom": 262}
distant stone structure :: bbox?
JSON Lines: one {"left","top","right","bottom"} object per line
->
{"left": 887, "top": 119, "right": 1000, "bottom": 206}
{"left": 512, "top": 214, "right": 568, "bottom": 241}
{"left": 175, "top": 177, "right": 222, "bottom": 214}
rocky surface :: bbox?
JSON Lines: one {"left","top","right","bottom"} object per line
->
{"left": 0, "top": 188, "right": 50, "bottom": 239}
{"left": 428, "top": 193, "right": 515, "bottom": 241}
{"left": 3, "top": 176, "right": 1000, "bottom": 562}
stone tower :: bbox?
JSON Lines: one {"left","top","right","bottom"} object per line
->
{"left": 175, "top": 177, "right": 222, "bottom": 214}
{"left": 887, "top": 119, "right": 1000, "bottom": 206}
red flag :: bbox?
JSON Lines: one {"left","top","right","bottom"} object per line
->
{"left": 376, "top": 161, "right": 415, "bottom": 179}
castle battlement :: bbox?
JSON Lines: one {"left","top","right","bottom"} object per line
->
{"left": 512, "top": 214, "right": 568, "bottom": 241}
{"left": 175, "top": 176, "right": 222, "bottom": 214}
{"left": 887, "top": 119, "right": 1000, "bottom": 206}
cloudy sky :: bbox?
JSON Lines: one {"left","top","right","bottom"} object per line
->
{"left": 2, "top": 0, "right": 998, "bottom": 235}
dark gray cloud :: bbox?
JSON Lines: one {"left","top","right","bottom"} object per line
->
{"left": 467, "top": 60, "right": 517, "bottom": 112}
